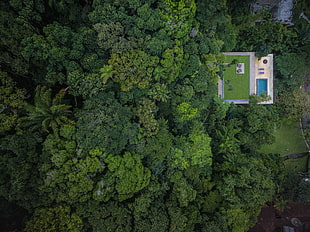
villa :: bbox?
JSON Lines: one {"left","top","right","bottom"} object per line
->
{"left": 218, "top": 52, "right": 274, "bottom": 104}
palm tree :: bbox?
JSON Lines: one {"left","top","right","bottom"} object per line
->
{"left": 99, "top": 65, "right": 115, "bottom": 84}
{"left": 20, "top": 86, "right": 74, "bottom": 134}
{"left": 273, "top": 195, "right": 290, "bottom": 212}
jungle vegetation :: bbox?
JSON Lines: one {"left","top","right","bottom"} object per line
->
{"left": 0, "top": 0, "right": 309, "bottom": 231}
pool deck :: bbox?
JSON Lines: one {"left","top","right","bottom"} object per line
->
{"left": 218, "top": 52, "right": 273, "bottom": 104}
{"left": 254, "top": 54, "right": 274, "bottom": 104}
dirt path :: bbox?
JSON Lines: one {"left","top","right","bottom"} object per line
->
{"left": 249, "top": 202, "right": 310, "bottom": 232}
{"left": 284, "top": 152, "right": 309, "bottom": 160}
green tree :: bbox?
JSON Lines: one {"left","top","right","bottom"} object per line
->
{"left": 215, "top": 153, "right": 277, "bottom": 208}
{"left": 129, "top": 177, "right": 169, "bottom": 232}
{"left": 200, "top": 213, "right": 228, "bottom": 232}
{"left": 212, "top": 152, "right": 282, "bottom": 232}
{"left": 237, "top": 20, "right": 298, "bottom": 57}
{"left": 136, "top": 3, "right": 162, "bottom": 32}
{"left": 296, "top": 181, "right": 310, "bottom": 203}
{"left": 0, "top": 72, "right": 25, "bottom": 134}
{"left": 89, "top": 0, "right": 161, "bottom": 40}
{"left": 94, "top": 22, "right": 139, "bottom": 53}
{"left": 42, "top": 124, "right": 76, "bottom": 168}
{"left": 159, "top": 0, "right": 196, "bottom": 41}
{"left": 95, "top": 152, "right": 151, "bottom": 202}
{"left": 148, "top": 83, "right": 170, "bottom": 102}
{"left": 76, "top": 200, "right": 133, "bottom": 232}
{"left": 22, "top": 22, "right": 104, "bottom": 87}
{"left": 40, "top": 140, "right": 104, "bottom": 204}
{"left": 166, "top": 198, "right": 202, "bottom": 232}
{"left": 227, "top": 0, "right": 258, "bottom": 28}
{"left": 0, "top": 130, "right": 46, "bottom": 210}
{"left": 75, "top": 91, "right": 137, "bottom": 155}
{"left": 46, "top": 0, "right": 89, "bottom": 23}
{"left": 142, "top": 119, "right": 173, "bottom": 172}
{"left": 108, "top": 49, "right": 159, "bottom": 91}
{"left": 279, "top": 89, "right": 310, "bottom": 121}
{"left": 8, "top": 0, "right": 45, "bottom": 25}
{"left": 0, "top": 1, "right": 35, "bottom": 76}
{"left": 67, "top": 70, "right": 106, "bottom": 98}
{"left": 25, "top": 205, "right": 82, "bottom": 232}
{"left": 135, "top": 98, "right": 159, "bottom": 137}
{"left": 160, "top": 45, "right": 186, "bottom": 83}
{"left": 170, "top": 127, "right": 212, "bottom": 170}
{"left": 275, "top": 53, "right": 309, "bottom": 93}
{"left": 196, "top": 0, "right": 235, "bottom": 52}
{"left": 166, "top": 201, "right": 189, "bottom": 232}
{"left": 222, "top": 206, "right": 260, "bottom": 232}
{"left": 133, "top": 203, "right": 169, "bottom": 232}
{"left": 19, "top": 86, "right": 74, "bottom": 134}
{"left": 99, "top": 65, "right": 115, "bottom": 84}
{"left": 176, "top": 102, "right": 199, "bottom": 121}
{"left": 170, "top": 171, "right": 197, "bottom": 207}
{"left": 144, "top": 30, "right": 174, "bottom": 56}
{"left": 215, "top": 119, "right": 241, "bottom": 155}
{"left": 236, "top": 98, "right": 278, "bottom": 152}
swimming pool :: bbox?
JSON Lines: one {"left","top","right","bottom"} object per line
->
{"left": 256, "top": 79, "right": 268, "bottom": 96}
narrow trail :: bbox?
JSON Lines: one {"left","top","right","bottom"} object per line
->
{"left": 283, "top": 152, "right": 309, "bottom": 160}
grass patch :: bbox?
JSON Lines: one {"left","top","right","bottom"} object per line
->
{"left": 223, "top": 55, "right": 250, "bottom": 100}
{"left": 260, "top": 120, "right": 308, "bottom": 172}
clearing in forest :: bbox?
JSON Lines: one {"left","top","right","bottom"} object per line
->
{"left": 219, "top": 52, "right": 274, "bottom": 104}
{"left": 260, "top": 121, "right": 309, "bottom": 172}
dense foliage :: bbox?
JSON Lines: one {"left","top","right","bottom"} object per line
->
{"left": 0, "top": 0, "right": 309, "bottom": 231}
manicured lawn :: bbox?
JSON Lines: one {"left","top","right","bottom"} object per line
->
{"left": 223, "top": 55, "right": 250, "bottom": 100}
{"left": 260, "top": 121, "right": 308, "bottom": 172}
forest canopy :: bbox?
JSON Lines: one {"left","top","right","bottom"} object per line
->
{"left": 0, "top": 0, "right": 309, "bottom": 231}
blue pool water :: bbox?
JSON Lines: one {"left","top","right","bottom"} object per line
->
{"left": 257, "top": 79, "right": 268, "bottom": 96}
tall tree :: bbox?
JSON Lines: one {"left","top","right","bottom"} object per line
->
{"left": 94, "top": 152, "right": 151, "bottom": 202}
{"left": 108, "top": 49, "right": 159, "bottom": 91}
{"left": 0, "top": 130, "right": 46, "bottom": 211}
{"left": 19, "top": 86, "right": 74, "bottom": 134}
{"left": 75, "top": 91, "right": 138, "bottom": 155}
{"left": 237, "top": 20, "right": 298, "bottom": 57}
{"left": 25, "top": 205, "right": 83, "bottom": 232}
{"left": 0, "top": 72, "right": 25, "bottom": 134}
{"left": 279, "top": 89, "right": 310, "bottom": 121}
